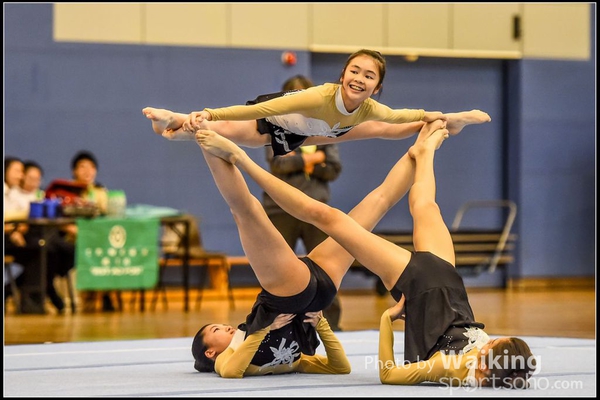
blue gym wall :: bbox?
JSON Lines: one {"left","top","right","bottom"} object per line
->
{"left": 4, "top": 4, "right": 595, "bottom": 281}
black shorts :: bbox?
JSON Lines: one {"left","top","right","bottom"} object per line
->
{"left": 240, "top": 257, "right": 337, "bottom": 355}
{"left": 245, "top": 257, "right": 336, "bottom": 327}
{"left": 390, "top": 251, "right": 484, "bottom": 362}
{"left": 246, "top": 91, "right": 309, "bottom": 156}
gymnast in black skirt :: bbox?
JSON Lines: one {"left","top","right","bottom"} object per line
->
{"left": 196, "top": 120, "right": 536, "bottom": 388}
{"left": 191, "top": 119, "right": 430, "bottom": 378}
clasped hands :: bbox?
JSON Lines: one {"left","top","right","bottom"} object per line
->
{"left": 269, "top": 311, "right": 324, "bottom": 330}
{"left": 182, "top": 111, "right": 212, "bottom": 133}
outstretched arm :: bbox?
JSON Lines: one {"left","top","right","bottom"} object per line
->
{"left": 378, "top": 308, "right": 431, "bottom": 385}
{"left": 297, "top": 312, "right": 351, "bottom": 374}
{"left": 303, "top": 110, "right": 490, "bottom": 146}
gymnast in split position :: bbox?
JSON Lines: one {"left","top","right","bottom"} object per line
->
{"left": 195, "top": 122, "right": 536, "bottom": 388}
{"left": 143, "top": 49, "right": 491, "bottom": 156}
{"left": 191, "top": 120, "right": 450, "bottom": 378}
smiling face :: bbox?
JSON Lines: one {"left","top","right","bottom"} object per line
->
{"left": 339, "top": 54, "right": 384, "bottom": 112}
{"left": 21, "top": 166, "right": 42, "bottom": 193}
{"left": 202, "top": 324, "right": 236, "bottom": 359}
{"left": 5, "top": 160, "right": 24, "bottom": 188}
{"left": 72, "top": 159, "right": 97, "bottom": 186}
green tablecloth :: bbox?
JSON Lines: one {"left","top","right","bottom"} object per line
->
{"left": 75, "top": 217, "right": 160, "bottom": 290}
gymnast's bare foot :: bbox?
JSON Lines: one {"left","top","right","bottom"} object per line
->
{"left": 445, "top": 110, "right": 491, "bottom": 135}
{"left": 142, "top": 107, "right": 195, "bottom": 140}
{"left": 408, "top": 128, "right": 449, "bottom": 159}
{"left": 196, "top": 130, "right": 245, "bottom": 165}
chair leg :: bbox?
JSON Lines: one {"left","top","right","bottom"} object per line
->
{"left": 5, "top": 262, "right": 22, "bottom": 314}
{"left": 223, "top": 260, "right": 235, "bottom": 311}
{"left": 194, "top": 262, "right": 210, "bottom": 311}
{"left": 139, "top": 289, "right": 145, "bottom": 312}
{"left": 130, "top": 290, "right": 138, "bottom": 310}
{"left": 151, "top": 260, "right": 168, "bottom": 311}
{"left": 227, "top": 273, "right": 235, "bottom": 310}
{"left": 114, "top": 291, "right": 123, "bottom": 312}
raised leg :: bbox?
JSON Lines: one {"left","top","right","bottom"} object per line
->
{"left": 197, "top": 140, "right": 310, "bottom": 297}
{"left": 302, "top": 110, "right": 490, "bottom": 147}
{"left": 307, "top": 119, "right": 447, "bottom": 287}
{"left": 197, "top": 130, "right": 418, "bottom": 290}
{"left": 445, "top": 110, "right": 491, "bottom": 136}
{"left": 143, "top": 107, "right": 269, "bottom": 147}
{"left": 142, "top": 107, "right": 196, "bottom": 140}
{"left": 408, "top": 127, "right": 455, "bottom": 266}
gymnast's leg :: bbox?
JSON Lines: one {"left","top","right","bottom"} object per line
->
{"left": 196, "top": 129, "right": 445, "bottom": 290}
{"left": 142, "top": 107, "right": 269, "bottom": 147}
{"left": 302, "top": 110, "right": 490, "bottom": 146}
{"left": 197, "top": 142, "right": 310, "bottom": 297}
{"left": 407, "top": 126, "right": 455, "bottom": 266}
{"left": 306, "top": 120, "right": 447, "bottom": 289}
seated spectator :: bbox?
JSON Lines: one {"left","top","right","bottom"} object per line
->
{"left": 69, "top": 150, "right": 116, "bottom": 312}
{"left": 12, "top": 160, "right": 45, "bottom": 212}
{"left": 5, "top": 158, "right": 75, "bottom": 314}
{"left": 4, "top": 157, "right": 28, "bottom": 308}
{"left": 5, "top": 156, "right": 28, "bottom": 219}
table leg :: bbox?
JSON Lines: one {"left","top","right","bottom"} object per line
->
{"left": 183, "top": 219, "right": 190, "bottom": 313}
{"left": 38, "top": 226, "right": 48, "bottom": 314}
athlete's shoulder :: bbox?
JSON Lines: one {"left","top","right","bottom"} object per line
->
{"left": 313, "top": 82, "right": 339, "bottom": 94}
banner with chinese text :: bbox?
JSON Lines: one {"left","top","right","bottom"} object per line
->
{"left": 75, "top": 217, "right": 159, "bottom": 290}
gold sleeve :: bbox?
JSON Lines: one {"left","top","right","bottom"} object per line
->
{"left": 378, "top": 309, "right": 432, "bottom": 384}
{"left": 367, "top": 101, "right": 425, "bottom": 124}
{"left": 297, "top": 317, "right": 351, "bottom": 374}
{"left": 204, "top": 88, "right": 324, "bottom": 121}
{"left": 214, "top": 328, "right": 269, "bottom": 379}
{"left": 379, "top": 310, "right": 475, "bottom": 385}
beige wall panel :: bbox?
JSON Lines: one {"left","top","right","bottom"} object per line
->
{"left": 54, "top": 3, "right": 143, "bottom": 44}
{"left": 453, "top": 3, "right": 521, "bottom": 52}
{"left": 387, "top": 3, "right": 450, "bottom": 49}
{"left": 312, "top": 3, "right": 384, "bottom": 48}
{"left": 522, "top": 3, "right": 590, "bottom": 60}
{"left": 230, "top": 3, "right": 309, "bottom": 49}
{"left": 144, "top": 3, "right": 228, "bottom": 47}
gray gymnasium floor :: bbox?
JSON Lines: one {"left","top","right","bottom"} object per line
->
{"left": 4, "top": 331, "right": 596, "bottom": 397}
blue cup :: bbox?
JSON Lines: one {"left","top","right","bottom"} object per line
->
{"left": 29, "top": 201, "right": 44, "bottom": 219}
{"left": 44, "top": 199, "right": 60, "bottom": 218}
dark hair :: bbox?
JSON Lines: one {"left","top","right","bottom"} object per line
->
{"left": 71, "top": 150, "right": 98, "bottom": 171}
{"left": 481, "top": 337, "right": 537, "bottom": 389}
{"left": 23, "top": 160, "right": 44, "bottom": 177}
{"left": 4, "top": 156, "right": 23, "bottom": 183}
{"left": 282, "top": 75, "right": 314, "bottom": 91}
{"left": 340, "top": 49, "right": 387, "bottom": 90}
{"left": 191, "top": 324, "right": 216, "bottom": 373}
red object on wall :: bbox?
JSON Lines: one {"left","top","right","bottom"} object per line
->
{"left": 281, "top": 51, "right": 297, "bottom": 66}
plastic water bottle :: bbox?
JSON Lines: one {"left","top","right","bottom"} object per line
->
{"left": 107, "top": 190, "right": 127, "bottom": 217}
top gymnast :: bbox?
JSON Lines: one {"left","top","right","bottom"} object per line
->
{"left": 143, "top": 49, "right": 491, "bottom": 156}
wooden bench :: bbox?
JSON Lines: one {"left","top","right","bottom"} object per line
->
{"left": 352, "top": 200, "right": 518, "bottom": 289}
{"left": 157, "top": 201, "right": 517, "bottom": 300}
{"left": 357, "top": 229, "right": 516, "bottom": 283}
